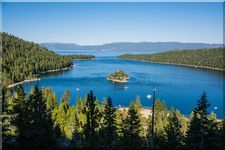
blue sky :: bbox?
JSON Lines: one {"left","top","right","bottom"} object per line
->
{"left": 2, "top": 2, "right": 223, "bottom": 45}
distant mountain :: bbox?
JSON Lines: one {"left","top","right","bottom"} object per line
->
{"left": 41, "top": 42, "right": 222, "bottom": 52}
{"left": 41, "top": 43, "right": 81, "bottom": 50}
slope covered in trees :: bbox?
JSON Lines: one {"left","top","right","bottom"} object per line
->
{"left": 1, "top": 33, "right": 95, "bottom": 87}
{"left": 119, "top": 48, "right": 224, "bottom": 70}
{"left": 1, "top": 86, "right": 224, "bottom": 149}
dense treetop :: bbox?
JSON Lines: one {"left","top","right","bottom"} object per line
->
{"left": 119, "top": 47, "right": 224, "bottom": 70}
{"left": 1, "top": 33, "right": 95, "bottom": 86}
{"left": 2, "top": 86, "right": 225, "bottom": 149}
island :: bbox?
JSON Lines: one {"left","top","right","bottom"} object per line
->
{"left": 107, "top": 70, "right": 129, "bottom": 83}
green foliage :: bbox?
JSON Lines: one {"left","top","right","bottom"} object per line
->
{"left": 119, "top": 47, "right": 225, "bottom": 70}
{"left": 164, "top": 108, "right": 184, "bottom": 149}
{"left": 10, "top": 85, "right": 56, "bottom": 149}
{"left": 2, "top": 32, "right": 95, "bottom": 86}
{"left": 53, "top": 90, "right": 71, "bottom": 138}
{"left": 107, "top": 70, "right": 129, "bottom": 81}
{"left": 66, "top": 55, "right": 95, "bottom": 60}
{"left": 61, "top": 89, "right": 71, "bottom": 104}
{"left": 83, "top": 91, "right": 100, "bottom": 147}
{"left": 2, "top": 88, "right": 224, "bottom": 149}
{"left": 101, "top": 97, "right": 116, "bottom": 148}
{"left": 64, "top": 106, "right": 77, "bottom": 140}
{"left": 2, "top": 33, "right": 72, "bottom": 86}
{"left": 122, "top": 101, "right": 144, "bottom": 148}
{"left": 135, "top": 95, "right": 142, "bottom": 110}
{"left": 1, "top": 87, "right": 17, "bottom": 148}
{"left": 42, "top": 88, "right": 58, "bottom": 111}
{"left": 115, "top": 110, "right": 125, "bottom": 139}
{"left": 207, "top": 112, "right": 221, "bottom": 149}
{"left": 146, "top": 99, "right": 169, "bottom": 149}
{"left": 154, "top": 99, "right": 169, "bottom": 134}
{"left": 186, "top": 92, "right": 220, "bottom": 150}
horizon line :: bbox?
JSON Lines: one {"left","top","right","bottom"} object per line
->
{"left": 41, "top": 41, "right": 223, "bottom": 46}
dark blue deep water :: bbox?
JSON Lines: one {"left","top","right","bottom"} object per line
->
{"left": 23, "top": 50, "right": 224, "bottom": 118}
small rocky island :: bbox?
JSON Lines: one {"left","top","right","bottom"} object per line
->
{"left": 107, "top": 70, "right": 129, "bottom": 83}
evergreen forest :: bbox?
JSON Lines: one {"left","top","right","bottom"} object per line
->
{"left": 1, "top": 85, "right": 225, "bottom": 149}
{"left": 1, "top": 33, "right": 95, "bottom": 87}
{"left": 119, "top": 48, "right": 225, "bottom": 70}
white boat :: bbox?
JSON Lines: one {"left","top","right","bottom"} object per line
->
{"left": 124, "top": 86, "right": 128, "bottom": 90}
{"left": 146, "top": 94, "right": 152, "bottom": 100}
{"left": 76, "top": 88, "right": 79, "bottom": 91}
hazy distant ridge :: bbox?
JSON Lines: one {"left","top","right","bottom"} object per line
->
{"left": 41, "top": 42, "right": 222, "bottom": 51}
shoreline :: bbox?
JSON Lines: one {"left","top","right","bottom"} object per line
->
{"left": 37, "top": 67, "right": 70, "bottom": 75}
{"left": 7, "top": 78, "right": 40, "bottom": 88}
{"left": 7, "top": 66, "right": 72, "bottom": 88}
{"left": 107, "top": 77, "right": 129, "bottom": 83}
{"left": 119, "top": 58, "right": 225, "bottom": 71}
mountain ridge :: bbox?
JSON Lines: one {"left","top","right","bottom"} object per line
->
{"left": 41, "top": 42, "right": 222, "bottom": 52}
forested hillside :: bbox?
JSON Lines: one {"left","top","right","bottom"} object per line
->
{"left": 65, "top": 54, "right": 95, "bottom": 60}
{"left": 119, "top": 48, "right": 224, "bottom": 70}
{"left": 1, "top": 86, "right": 225, "bottom": 149}
{"left": 1, "top": 33, "right": 94, "bottom": 86}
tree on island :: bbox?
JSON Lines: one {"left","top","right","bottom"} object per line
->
{"left": 107, "top": 70, "right": 129, "bottom": 82}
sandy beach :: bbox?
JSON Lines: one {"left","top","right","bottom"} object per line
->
{"left": 107, "top": 77, "right": 129, "bottom": 83}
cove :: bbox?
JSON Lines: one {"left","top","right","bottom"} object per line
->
{"left": 22, "top": 50, "right": 224, "bottom": 118}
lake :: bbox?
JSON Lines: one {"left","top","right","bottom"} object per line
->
{"left": 23, "top": 50, "right": 224, "bottom": 118}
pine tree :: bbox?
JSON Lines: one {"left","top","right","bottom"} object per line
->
{"left": 185, "top": 92, "right": 211, "bottom": 150}
{"left": 61, "top": 89, "right": 71, "bottom": 104}
{"left": 52, "top": 89, "right": 71, "bottom": 139}
{"left": 64, "top": 106, "right": 77, "bottom": 140}
{"left": 115, "top": 110, "right": 124, "bottom": 141}
{"left": 11, "top": 85, "right": 30, "bottom": 148}
{"left": 122, "top": 101, "right": 143, "bottom": 148}
{"left": 186, "top": 110, "right": 202, "bottom": 149}
{"left": 26, "top": 86, "right": 56, "bottom": 149}
{"left": 102, "top": 96, "right": 116, "bottom": 149}
{"left": 135, "top": 95, "right": 142, "bottom": 110}
{"left": 1, "top": 87, "right": 16, "bottom": 149}
{"left": 150, "top": 99, "right": 168, "bottom": 149}
{"left": 42, "top": 88, "right": 58, "bottom": 111}
{"left": 206, "top": 112, "right": 220, "bottom": 149}
{"left": 165, "top": 108, "right": 183, "bottom": 149}
{"left": 84, "top": 90, "right": 99, "bottom": 147}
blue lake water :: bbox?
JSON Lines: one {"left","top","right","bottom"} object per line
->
{"left": 23, "top": 50, "right": 224, "bottom": 118}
